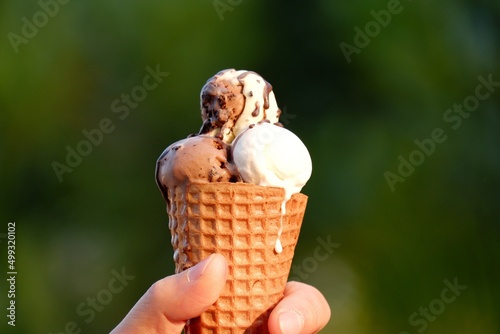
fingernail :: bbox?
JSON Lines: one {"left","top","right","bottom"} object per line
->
{"left": 278, "top": 310, "right": 304, "bottom": 334}
{"left": 187, "top": 254, "right": 215, "bottom": 282}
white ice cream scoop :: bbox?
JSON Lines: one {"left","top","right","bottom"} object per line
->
{"left": 232, "top": 122, "right": 312, "bottom": 201}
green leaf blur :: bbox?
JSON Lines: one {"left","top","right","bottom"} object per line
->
{"left": 1, "top": 0, "right": 499, "bottom": 333}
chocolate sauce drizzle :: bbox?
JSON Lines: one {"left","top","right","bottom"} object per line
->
{"left": 251, "top": 102, "right": 260, "bottom": 117}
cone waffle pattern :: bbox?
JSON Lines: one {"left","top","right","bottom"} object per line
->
{"left": 166, "top": 182, "right": 307, "bottom": 334}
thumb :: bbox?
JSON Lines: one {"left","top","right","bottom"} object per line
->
{"left": 111, "top": 254, "right": 228, "bottom": 334}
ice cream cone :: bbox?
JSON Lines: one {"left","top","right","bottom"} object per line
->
{"left": 165, "top": 182, "right": 307, "bottom": 334}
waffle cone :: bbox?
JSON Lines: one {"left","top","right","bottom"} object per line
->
{"left": 165, "top": 182, "right": 307, "bottom": 333}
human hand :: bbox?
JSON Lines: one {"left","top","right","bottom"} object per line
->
{"left": 111, "top": 253, "right": 331, "bottom": 334}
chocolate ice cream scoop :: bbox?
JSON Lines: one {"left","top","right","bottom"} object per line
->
{"left": 199, "top": 69, "right": 281, "bottom": 143}
{"left": 155, "top": 135, "right": 241, "bottom": 203}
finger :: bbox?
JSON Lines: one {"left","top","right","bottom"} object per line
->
{"left": 110, "top": 253, "right": 228, "bottom": 334}
{"left": 268, "top": 281, "right": 331, "bottom": 334}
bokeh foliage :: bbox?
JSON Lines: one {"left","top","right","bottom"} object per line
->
{"left": 1, "top": 0, "right": 499, "bottom": 333}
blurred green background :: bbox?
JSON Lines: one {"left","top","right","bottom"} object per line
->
{"left": 1, "top": 0, "right": 499, "bottom": 333}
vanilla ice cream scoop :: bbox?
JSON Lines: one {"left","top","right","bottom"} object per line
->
{"left": 232, "top": 122, "right": 312, "bottom": 201}
{"left": 199, "top": 69, "right": 281, "bottom": 143}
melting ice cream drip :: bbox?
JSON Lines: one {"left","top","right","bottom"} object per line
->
{"left": 274, "top": 200, "right": 286, "bottom": 254}
{"left": 274, "top": 189, "right": 294, "bottom": 254}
